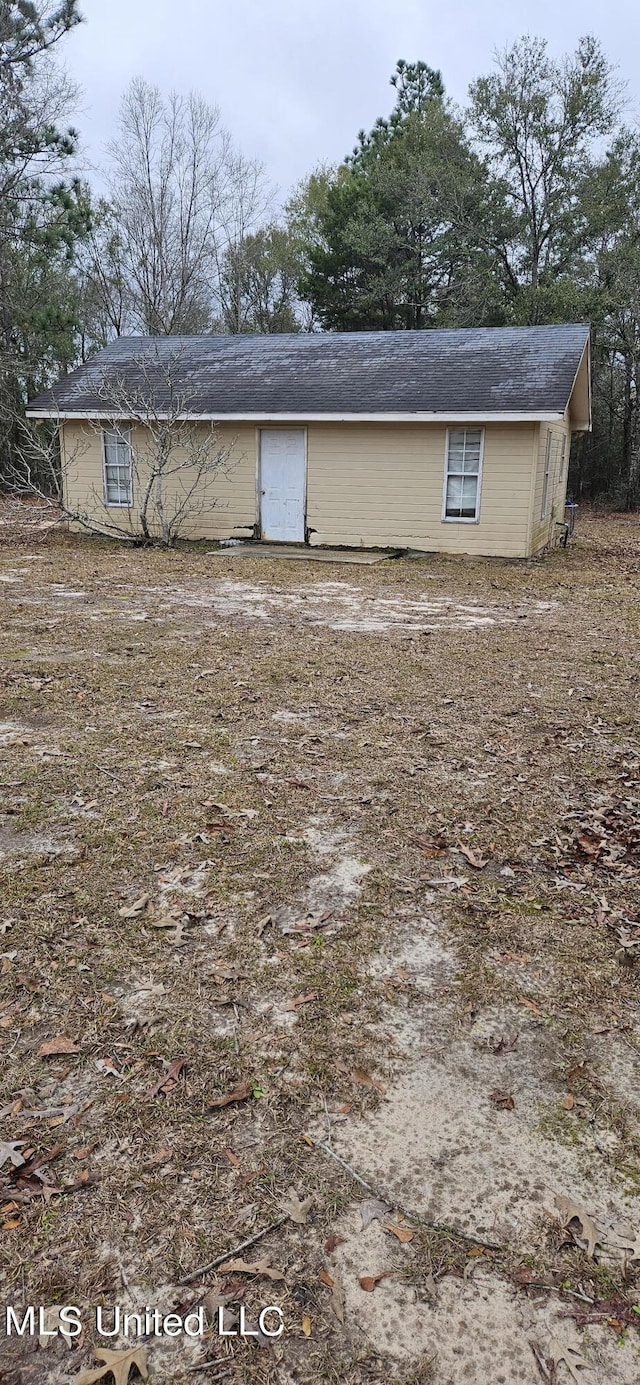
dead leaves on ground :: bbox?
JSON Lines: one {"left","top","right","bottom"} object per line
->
{"left": 554, "top": 1194, "right": 601, "bottom": 1260}
{"left": 0, "top": 1140, "right": 25, "bottom": 1169}
{"left": 279, "top": 1187, "right": 313, "bottom": 1224}
{"left": 490, "top": 1088, "right": 516, "bottom": 1111}
{"left": 359, "top": 1270, "right": 394, "bottom": 1292}
{"left": 457, "top": 843, "right": 488, "bottom": 869}
{"left": 414, "top": 833, "right": 448, "bottom": 856}
{"left": 552, "top": 1193, "right": 640, "bottom": 1263}
{"left": 219, "top": 1256, "right": 284, "bottom": 1281}
{"left": 360, "top": 1198, "right": 392, "bottom": 1229}
{"left": 146, "top": 1058, "right": 185, "bottom": 1098}
{"left": 37, "top": 1035, "right": 79, "bottom": 1057}
{"left": 318, "top": 1267, "right": 345, "bottom": 1322}
{"left": 117, "top": 894, "right": 150, "bottom": 918}
{"left": 0, "top": 1140, "right": 96, "bottom": 1209}
{"left": 74, "top": 1346, "right": 148, "bottom": 1385}
{"left": 547, "top": 1337, "right": 591, "bottom": 1385}
{"left": 352, "top": 1067, "right": 386, "bottom": 1095}
{"left": 383, "top": 1217, "right": 414, "bottom": 1244}
{"left": 207, "top": 1080, "right": 252, "bottom": 1110}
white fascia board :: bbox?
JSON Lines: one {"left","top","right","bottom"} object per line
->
{"left": 26, "top": 409, "right": 567, "bottom": 423}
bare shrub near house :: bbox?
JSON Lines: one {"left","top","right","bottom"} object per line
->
{"left": 10, "top": 345, "right": 234, "bottom": 547}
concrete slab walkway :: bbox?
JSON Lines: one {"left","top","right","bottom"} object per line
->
{"left": 208, "top": 543, "right": 399, "bottom": 565}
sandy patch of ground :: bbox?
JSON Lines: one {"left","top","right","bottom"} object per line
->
{"left": 1, "top": 573, "right": 560, "bottom": 635}
{"left": 1, "top": 511, "right": 640, "bottom": 1385}
{"left": 312, "top": 904, "right": 640, "bottom": 1381}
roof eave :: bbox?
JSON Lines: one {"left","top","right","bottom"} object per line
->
{"left": 566, "top": 335, "right": 592, "bottom": 432}
{"left": 26, "top": 408, "right": 568, "bottom": 424}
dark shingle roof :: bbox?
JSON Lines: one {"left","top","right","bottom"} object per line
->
{"left": 27, "top": 324, "right": 590, "bottom": 418}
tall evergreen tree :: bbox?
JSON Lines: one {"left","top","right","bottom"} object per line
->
{"left": 0, "top": 1, "right": 89, "bottom": 482}
{"left": 298, "top": 62, "right": 498, "bottom": 331}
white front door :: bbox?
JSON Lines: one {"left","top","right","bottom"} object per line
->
{"left": 260, "top": 429, "right": 306, "bottom": 542}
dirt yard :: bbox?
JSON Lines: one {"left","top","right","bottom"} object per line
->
{"left": 1, "top": 504, "right": 639, "bottom": 1385}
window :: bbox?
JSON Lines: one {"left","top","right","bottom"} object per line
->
{"left": 557, "top": 435, "right": 567, "bottom": 485}
{"left": 443, "top": 428, "right": 483, "bottom": 522}
{"left": 541, "top": 430, "right": 552, "bottom": 518}
{"left": 102, "top": 428, "right": 132, "bottom": 506}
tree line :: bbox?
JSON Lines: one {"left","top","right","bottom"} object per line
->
{"left": 1, "top": 2, "right": 640, "bottom": 504}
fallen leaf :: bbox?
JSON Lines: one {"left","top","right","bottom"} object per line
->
{"left": 383, "top": 1219, "right": 414, "bottom": 1243}
{"left": 517, "top": 996, "right": 543, "bottom": 1015}
{"left": 219, "top": 1256, "right": 284, "bottom": 1281}
{"left": 424, "top": 1272, "right": 438, "bottom": 1302}
{"left": 146, "top": 1058, "right": 185, "bottom": 1098}
{"left": 288, "top": 991, "right": 318, "bottom": 1010}
{"left": 562, "top": 1093, "right": 575, "bottom": 1110}
{"left": 280, "top": 1187, "right": 313, "bottom": 1224}
{"left": 225, "top": 1147, "right": 240, "bottom": 1167}
{"left": 424, "top": 874, "right": 469, "bottom": 889}
{"left": 209, "top": 964, "right": 247, "bottom": 982}
{"left": 301, "top": 1312, "right": 311, "bottom": 1337}
{"left": 318, "top": 1267, "right": 345, "bottom": 1322}
{"left": 143, "top": 1147, "right": 173, "bottom": 1168}
{"left": 359, "top": 1271, "right": 393, "bottom": 1292}
{"left": 352, "top": 1067, "right": 386, "bottom": 1095}
{"left": 554, "top": 1194, "right": 600, "bottom": 1259}
{"left": 74, "top": 1346, "right": 149, "bottom": 1385}
{"left": 37, "top": 1036, "right": 79, "bottom": 1057}
{"left": 458, "top": 844, "right": 488, "bottom": 869}
{"left": 117, "top": 894, "right": 150, "bottom": 918}
{"left": 415, "top": 834, "right": 448, "bottom": 856}
{"left": 0, "top": 1141, "right": 25, "bottom": 1170}
{"left": 207, "top": 1081, "right": 252, "bottom": 1110}
{"left": 548, "top": 1335, "right": 591, "bottom": 1383}
{"left": 96, "top": 1058, "right": 122, "bottom": 1078}
{"left": 490, "top": 1089, "right": 515, "bottom": 1111}
{"left": 324, "top": 1233, "right": 345, "bottom": 1252}
{"left": 360, "top": 1198, "right": 392, "bottom": 1229}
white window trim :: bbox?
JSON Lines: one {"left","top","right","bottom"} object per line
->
{"left": 541, "top": 430, "right": 552, "bottom": 518}
{"left": 102, "top": 426, "right": 133, "bottom": 508}
{"left": 558, "top": 435, "right": 567, "bottom": 485}
{"left": 441, "top": 426, "right": 484, "bottom": 524}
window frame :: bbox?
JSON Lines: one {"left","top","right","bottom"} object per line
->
{"left": 541, "top": 429, "right": 552, "bottom": 519}
{"left": 102, "top": 426, "right": 133, "bottom": 508}
{"left": 441, "top": 426, "right": 485, "bottom": 525}
{"left": 557, "top": 434, "right": 567, "bottom": 486}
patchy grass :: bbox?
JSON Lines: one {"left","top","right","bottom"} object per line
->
{"left": 0, "top": 505, "right": 640, "bottom": 1383}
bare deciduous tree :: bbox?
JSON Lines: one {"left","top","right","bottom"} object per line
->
{"left": 10, "top": 345, "right": 236, "bottom": 546}
{"left": 84, "top": 79, "right": 270, "bottom": 338}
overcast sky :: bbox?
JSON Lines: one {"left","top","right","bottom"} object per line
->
{"left": 65, "top": 0, "right": 640, "bottom": 200}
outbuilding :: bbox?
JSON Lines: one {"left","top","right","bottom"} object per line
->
{"left": 26, "top": 323, "right": 591, "bottom": 559}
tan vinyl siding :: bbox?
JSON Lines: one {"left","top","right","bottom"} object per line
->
{"left": 307, "top": 422, "right": 536, "bottom": 558}
{"left": 529, "top": 420, "right": 571, "bottom": 555}
{"left": 60, "top": 421, "right": 257, "bottom": 540}
{"left": 61, "top": 417, "right": 543, "bottom": 559}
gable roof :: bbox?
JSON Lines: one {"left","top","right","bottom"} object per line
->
{"left": 26, "top": 323, "right": 591, "bottom": 425}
